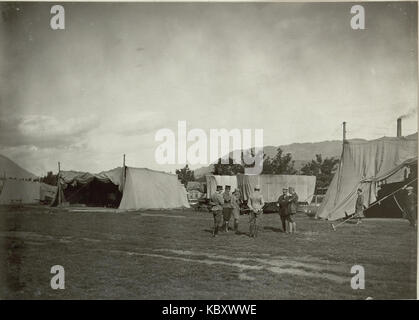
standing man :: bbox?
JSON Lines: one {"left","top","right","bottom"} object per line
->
{"left": 222, "top": 185, "right": 233, "bottom": 232}
{"left": 277, "top": 188, "right": 290, "bottom": 233}
{"left": 231, "top": 189, "right": 241, "bottom": 234}
{"left": 404, "top": 186, "right": 417, "bottom": 228}
{"left": 210, "top": 185, "right": 224, "bottom": 237}
{"left": 288, "top": 187, "right": 299, "bottom": 233}
{"left": 355, "top": 188, "right": 365, "bottom": 224}
{"left": 248, "top": 185, "right": 264, "bottom": 238}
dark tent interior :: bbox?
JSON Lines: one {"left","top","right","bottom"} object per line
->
{"left": 366, "top": 163, "right": 417, "bottom": 218}
{"left": 62, "top": 179, "right": 122, "bottom": 208}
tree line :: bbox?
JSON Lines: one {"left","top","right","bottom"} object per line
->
{"left": 176, "top": 147, "right": 339, "bottom": 193}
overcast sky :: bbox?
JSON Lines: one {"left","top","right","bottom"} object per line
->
{"left": 0, "top": 2, "right": 417, "bottom": 176}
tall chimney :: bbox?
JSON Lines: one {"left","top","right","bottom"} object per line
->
{"left": 397, "top": 118, "right": 402, "bottom": 137}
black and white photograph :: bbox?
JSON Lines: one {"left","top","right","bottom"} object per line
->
{"left": 0, "top": 1, "right": 417, "bottom": 301}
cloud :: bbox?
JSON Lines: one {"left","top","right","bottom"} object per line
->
{"left": 100, "top": 111, "right": 169, "bottom": 137}
{"left": 0, "top": 114, "right": 98, "bottom": 148}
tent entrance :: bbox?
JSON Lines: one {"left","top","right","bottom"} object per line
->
{"left": 366, "top": 162, "right": 417, "bottom": 219}
{"left": 62, "top": 178, "right": 122, "bottom": 208}
{"left": 366, "top": 181, "right": 407, "bottom": 218}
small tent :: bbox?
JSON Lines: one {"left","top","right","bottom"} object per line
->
{"left": 316, "top": 135, "right": 417, "bottom": 221}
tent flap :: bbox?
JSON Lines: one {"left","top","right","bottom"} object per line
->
{"left": 316, "top": 136, "right": 417, "bottom": 221}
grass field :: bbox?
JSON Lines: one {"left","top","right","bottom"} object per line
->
{"left": 0, "top": 205, "right": 416, "bottom": 300}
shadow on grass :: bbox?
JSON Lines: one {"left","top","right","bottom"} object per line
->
{"left": 263, "top": 226, "right": 284, "bottom": 233}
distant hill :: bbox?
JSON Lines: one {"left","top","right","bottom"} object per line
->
{"left": 193, "top": 133, "right": 418, "bottom": 178}
{"left": 0, "top": 154, "right": 37, "bottom": 179}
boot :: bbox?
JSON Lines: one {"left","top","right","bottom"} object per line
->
{"left": 292, "top": 222, "right": 297, "bottom": 233}
{"left": 234, "top": 220, "right": 239, "bottom": 234}
{"left": 249, "top": 224, "right": 254, "bottom": 238}
{"left": 213, "top": 226, "right": 218, "bottom": 237}
{"left": 282, "top": 219, "right": 287, "bottom": 233}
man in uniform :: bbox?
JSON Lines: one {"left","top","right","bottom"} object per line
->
{"left": 355, "top": 188, "right": 365, "bottom": 224}
{"left": 287, "top": 187, "right": 299, "bottom": 233}
{"left": 277, "top": 188, "right": 290, "bottom": 233}
{"left": 248, "top": 185, "right": 264, "bottom": 238}
{"left": 222, "top": 185, "right": 233, "bottom": 232}
{"left": 231, "top": 189, "right": 241, "bottom": 234}
{"left": 210, "top": 185, "right": 224, "bottom": 237}
{"left": 404, "top": 186, "right": 417, "bottom": 228}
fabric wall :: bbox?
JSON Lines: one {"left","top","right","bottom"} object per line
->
{"left": 0, "top": 180, "right": 41, "bottom": 204}
{"left": 119, "top": 167, "right": 190, "bottom": 210}
{"left": 237, "top": 174, "right": 316, "bottom": 203}
{"left": 316, "top": 136, "right": 417, "bottom": 221}
{"left": 206, "top": 174, "right": 316, "bottom": 203}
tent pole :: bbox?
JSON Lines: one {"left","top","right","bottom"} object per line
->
{"left": 342, "top": 121, "right": 347, "bottom": 143}
{"left": 57, "top": 162, "right": 62, "bottom": 205}
{"left": 123, "top": 154, "right": 126, "bottom": 190}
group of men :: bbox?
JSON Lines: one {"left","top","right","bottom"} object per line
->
{"left": 210, "top": 185, "right": 241, "bottom": 237}
{"left": 210, "top": 184, "right": 299, "bottom": 238}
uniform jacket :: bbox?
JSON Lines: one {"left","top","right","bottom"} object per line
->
{"left": 231, "top": 193, "right": 240, "bottom": 209}
{"left": 223, "top": 191, "right": 233, "bottom": 208}
{"left": 211, "top": 192, "right": 224, "bottom": 211}
{"left": 248, "top": 191, "right": 265, "bottom": 212}
{"left": 355, "top": 194, "right": 364, "bottom": 213}
{"left": 277, "top": 194, "right": 290, "bottom": 217}
{"left": 288, "top": 192, "right": 299, "bottom": 214}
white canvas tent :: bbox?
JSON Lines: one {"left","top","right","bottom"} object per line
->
{"left": 0, "top": 179, "right": 41, "bottom": 205}
{"left": 316, "top": 135, "right": 417, "bottom": 220}
{"left": 119, "top": 167, "right": 190, "bottom": 210}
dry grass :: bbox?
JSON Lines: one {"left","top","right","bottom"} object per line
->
{"left": 0, "top": 205, "right": 416, "bottom": 299}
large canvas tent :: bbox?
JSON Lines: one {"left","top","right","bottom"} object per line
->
{"left": 119, "top": 167, "right": 189, "bottom": 210}
{"left": 0, "top": 179, "right": 42, "bottom": 205}
{"left": 206, "top": 174, "right": 316, "bottom": 203}
{"left": 52, "top": 166, "right": 190, "bottom": 210}
{"left": 316, "top": 135, "right": 417, "bottom": 221}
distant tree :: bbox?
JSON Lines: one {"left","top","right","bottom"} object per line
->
{"left": 176, "top": 165, "right": 195, "bottom": 187}
{"left": 213, "top": 157, "right": 244, "bottom": 175}
{"left": 300, "top": 154, "right": 339, "bottom": 191}
{"left": 262, "top": 148, "right": 297, "bottom": 174}
{"left": 40, "top": 171, "right": 58, "bottom": 186}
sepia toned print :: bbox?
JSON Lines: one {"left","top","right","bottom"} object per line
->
{"left": 0, "top": 1, "right": 417, "bottom": 300}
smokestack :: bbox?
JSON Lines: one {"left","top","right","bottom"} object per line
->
{"left": 397, "top": 118, "right": 402, "bottom": 138}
